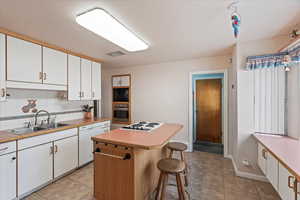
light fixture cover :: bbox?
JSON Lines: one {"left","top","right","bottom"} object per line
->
{"left": 76, "top": 8, "right": 149, "bottom": 52}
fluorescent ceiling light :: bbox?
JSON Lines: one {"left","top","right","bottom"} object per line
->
{"left": 76, "top": 8, "right": 149, "bottom": 52}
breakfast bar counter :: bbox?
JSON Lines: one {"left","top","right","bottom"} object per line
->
{"left": 91, "top": 123, "right": 183, "bottom": 200}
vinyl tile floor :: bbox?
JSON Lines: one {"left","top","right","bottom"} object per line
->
{"left": 24, "top": 151, "right": 280, "bottom": 200}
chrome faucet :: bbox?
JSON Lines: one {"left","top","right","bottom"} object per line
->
{"left": 34, "top": 110, "right": 51, "bottom": 126}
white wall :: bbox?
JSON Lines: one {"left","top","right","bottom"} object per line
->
{"left": 234, "top": 35, "right": 291, "bottom": 175}
{"left": 0, "top": 89, "right": 92, "bottom": 130}
{"left": 102, "top": 56, "right": 231, "bottom": 145}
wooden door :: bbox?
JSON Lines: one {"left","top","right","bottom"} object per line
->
{"left": 68, "top": 55, "right": 81, "bottom": 100}
{"left": 0, "top": 152, "right": 16, "bottom": 200}
{"left": 81, "top": 58, "right": 92, "bottom": 100}
{"left": 92, "top": 62, "right": 102, "bottom": 100}
{"left": 196, "top": 79, "right": 222, "bottom": 143}
{"left": 54, "top": 136, "right": 78, "bottom": 178}
{"left": 43, "top": 47, "right": 67, "bottom": 85}
{"left": 18, "top": 143, "right": 53, "bottom": 196}
{"left": 0, "top": 34, "right": 6, "bottom": 101}
{"left": 7, "top": 36, "right": 42, "bottom": 83}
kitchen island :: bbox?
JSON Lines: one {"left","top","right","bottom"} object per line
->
{"left": 91, "top": 123, "right": 183, "bottom": 200}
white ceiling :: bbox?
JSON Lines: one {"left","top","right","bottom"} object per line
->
{"left": 0, "top": 0, "right": 299, "bottom": 68}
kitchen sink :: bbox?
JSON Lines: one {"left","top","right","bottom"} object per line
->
{"left": 8, "top": 123, "right": 70, "bottom": 135}
{"left": 8, "top": 126, "right": 47, "bottom": 135}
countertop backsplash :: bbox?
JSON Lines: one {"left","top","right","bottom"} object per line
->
{"left": 0, "top": 89, "right": 93, "bottom": 130}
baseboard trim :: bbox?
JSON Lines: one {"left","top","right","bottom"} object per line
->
{"left": 226, "top": 155, "right": 268, "bottom": 182}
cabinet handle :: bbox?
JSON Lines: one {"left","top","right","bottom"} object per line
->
{"left": 82, "top": 92, "right": 84, "bottom": 98}
{"left": 43, "top": 73, "right": 47, "bottom": 80}
{"left": 288, "top": 176, "right": 295, "bottom": 189}
{"left": 55, "top": 145, "right": 58, "bottom": 153}
{"left": 11, "top": 157, "right": 16, "bottom": 161}
{"left": 262, "top": 149, "right": 267, "bottom": 159}
{"left": 39, "top": 72, "right": 43, "bottom": 80}
{"left": 92, "top": 92, "right": 95, "bottom": 98}
{"left": 50, "top": 146, "right": 54, "bottom": 155}
{"left": 1, "top": 88, "right": 5, "bottom": 97}
{"left": 0, "top": 147, "right": 8, "bottom": 152}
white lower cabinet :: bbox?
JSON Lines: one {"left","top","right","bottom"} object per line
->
{"left": 0, "top": 152, "right": 16, "bottom": 200}
{"left": 257, "top": 143, "right": 267, "bottom": 174}
{"left": 278, "top": 162, "right": 295, "bottom": 200}
{"left": 18, "top": 143, "right": 53, "bottom": 197}
{"left": 266, "top": 152, "right": 279, "bottom": 190}
{"left": 54, "top": 136, "right": 78, "bottom": 178}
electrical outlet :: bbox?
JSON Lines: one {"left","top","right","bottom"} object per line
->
{"left": 242, "top": 160, "right": 251, "bottom": 167}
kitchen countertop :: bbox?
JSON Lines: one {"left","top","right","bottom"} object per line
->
{"left": 0, "top": 117, "right": 111, "bottom": 144}
{"left": 253, "top": 133, "right": 300, "bottom": 180}
{"left": 92, "top": 123, "right": 183, "bottom": 149}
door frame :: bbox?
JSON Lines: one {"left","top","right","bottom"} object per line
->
{"left": 189, "top": 69, "right": 228, "bottom": 157}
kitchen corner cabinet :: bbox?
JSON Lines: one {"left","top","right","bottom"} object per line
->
{"left": 81, "top": 59, "right": 92, "bottom": 100}
{"left": 0, "top": 152, "right": 16, "bottom": 200}
{"left": 92, "top": 62, "right": 102, "bottom": 100}
{"left": 7, "top": 36, "right": 42, "bottom": 83}
{"left": 54, "top": 136, "right": 78, "bottom": 178}
{"left": 68, "top": 55, "right": 101, "bottom": 101}
{"left": 18, "top": 142, "right": 53, "bottom": 197}
{"left": 42, "top": 47, "right": 67, "bottom": 85}
{"left": 0, "top": 33, "right": 6, "bottom": 101}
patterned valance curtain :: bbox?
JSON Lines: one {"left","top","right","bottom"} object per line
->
{"left": 246, "top": 52, "right": 288, "bottom": 70}
{"left": 288, "top": 45, "right": 300, "bottom": 62}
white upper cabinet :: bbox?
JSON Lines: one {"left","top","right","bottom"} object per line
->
{"left": 42, "top": 47, "right": 67, "bottom": 85}
{"left": 68, "top": 55, "right": 81, "bottom": 100}
{"left": 81, "top": 58, "right": 92, "bottom": 100}
{"left": 121, "top": 76, "right": 130, "bottom": 87}
{"left": 0, "top": 34, "right": 6, "bottom": 101}
{"left": 112, "top": 75, "right": 130, "bottom": 87}
{"left": 92, "top": 62, "right": 101, "bottom": 100}
{"left": 7, "top": 36, "right": 42, "bottom": 83}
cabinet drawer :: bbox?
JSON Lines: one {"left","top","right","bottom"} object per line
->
{"left": 0, "top": 141, "right": 16, "bottom": 156}
{"left": 18, "top": 128, "right": 78, "bottom": 150}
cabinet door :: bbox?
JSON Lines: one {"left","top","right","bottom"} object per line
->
{"left": 120, "top": 76, "right": 130, "bottom": 87}
{"left": 68, "top": 55, "right": 81, "bottom": 100}
{"left": 266, "top": 152, "right": 279, "bottom": 190}
{"left": 0, "top": 34, "right": 6, "bottom": 102}
{"left": 7, "top": 36, "right": 42, "bottom": 83}
{"left": 278, "top": 162, "right": 295, "bottom": 200}
{"left": 91, "top": 62, "right": 102, "bottom": 100}
{"left": 81, "top": 59, "right": 92, "bottom": 100}
{"left": 43, "top": 47, "right": 67, "bottom": 85}
{"left": 258, "top": 143, "right": 267, "bottom": 174}
{"left": 18, "top": 143, "right": 53, "bottom": 196}
{"left": 0, "top": 152, "right": 16, "bottom": 200}
{"left": 112, "top": 76, "right": 121, "bottom": 87}
{"left": 54, "top": 136, "right": 78, "bottom": 178}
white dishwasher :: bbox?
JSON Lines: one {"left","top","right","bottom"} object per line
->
{"left": 79, "top": 121, "right": 110, "bottom": 166}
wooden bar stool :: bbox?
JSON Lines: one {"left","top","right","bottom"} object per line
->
{"left": 155, "top": 158, "right": 186, "bottom": 200}
{"left": 166, "top": 142, "right": 189, "bottom": 186}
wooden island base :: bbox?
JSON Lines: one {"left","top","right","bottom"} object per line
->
{"left": 93, "top": 142, "right": 168, "bottom": 200}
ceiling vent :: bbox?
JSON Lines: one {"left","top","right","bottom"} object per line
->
{"left": 107, "top": 51, "right": 125, "bottom": 57}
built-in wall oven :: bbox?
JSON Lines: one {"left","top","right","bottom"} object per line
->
{"left": 113, "top": 104, "right": 129, "bottom": 122}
